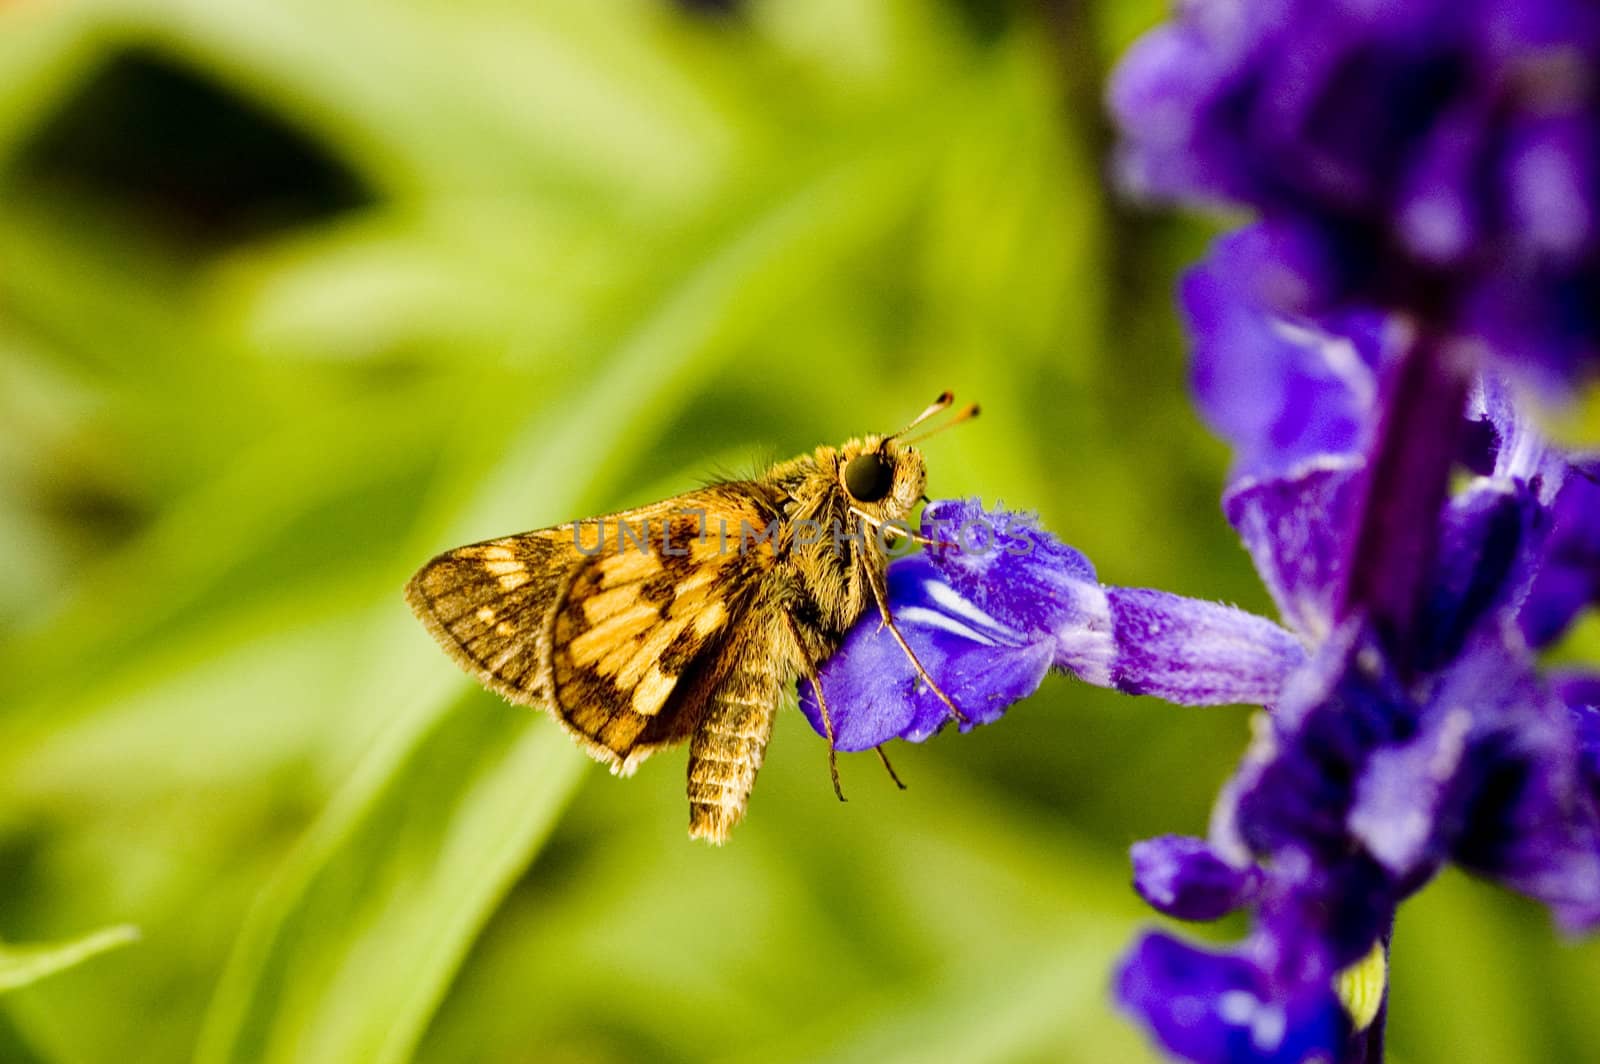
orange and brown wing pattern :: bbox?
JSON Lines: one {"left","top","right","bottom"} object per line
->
{"left": 404, "top": 532, "right": 567, "bottom": 708}
{"left": 405, "top": 488, "right": 778, "bottom": 774}
{"left": 549, "top": 496, "right": 778, "bottom": 772}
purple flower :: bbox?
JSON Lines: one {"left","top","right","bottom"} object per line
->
{"left": 1021, "top": 4, "right": 1600, "bottom": 1059}
{"left": 1184, "top": 228, "right": 1389, "bottom": 481}
{"left": 1132, "top": 836, "right": 1263, "bottom": 922}
{"left": 1117, "top": 931, "right": 1347, "bottom": 1064}
{"left": 1520, "top": 461, "right": 1600, "bottom": 647}
{"left": 798, "top": 502, "right": 1306, "bottom": 751}
{"left": 1139, "top": 260, "right": 1600, "bottom": 1061}
{"left": 803, "top": 304, "right": 1600, "bottom": 1063}
{"left": 1109, "top": 0, "right": 1600, "bottom": 393}
{"left": 1133, "top": 314, "right": 1599, "bottom": 1060}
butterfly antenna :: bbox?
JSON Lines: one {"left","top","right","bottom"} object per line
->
{"left": 901, "top": 402, "right": 979, "bottom": 446}
{"left": 887, "top": 391, "right": 954, "bottom": 440}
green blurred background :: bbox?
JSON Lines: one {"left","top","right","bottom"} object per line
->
{"left": 1, "top": 1, "right": 1596, "bottom": 1062}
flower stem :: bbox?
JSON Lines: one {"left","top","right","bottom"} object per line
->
{"left": 1338, "top": 326, "right": 1471, "bottom": 666}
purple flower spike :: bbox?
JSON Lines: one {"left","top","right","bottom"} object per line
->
{"left": 1111, "top": 0, "right": 1600, "bottom": 392}
{"left": 1102, "top": 2, "right": 1600, "bottom": 1059}
{"left": 1117, "top": 335, "right": 1599, "bottom": 1062}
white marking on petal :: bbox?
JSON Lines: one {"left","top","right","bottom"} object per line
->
{"left": 1272, "top": 319, "right": 1376, "bottom": 413}
{"left": 922, "top": 580, "right": 1024, "bottom": 640}
{"left": 1430, "top": 709, "right": 1472, "bottom": 780}
{"left": 1049, "top": 583, "right": 1113, "bottom": 685}
{"left": 897, "top": 607, "right": 1002, "bottom": 646}
{"left": 1054, "top": 630, "right": 1114, "bottom": 686}
{"left": 1251, "top": 1004, "right": 1286, "bottom": 1051}
{"left": 1217, "top": 990, "right": 1257, "bottom": 1025}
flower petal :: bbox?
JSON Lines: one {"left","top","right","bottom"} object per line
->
{"left": 1519, "top": 463, "right": 1600, "bottom": 649}
{"left": 1107, "top": 12, "right": 1265, "bottom": 205}
{"left": 1348, "top": 708, "right": 1473, "bottom": 880}
{"left": 1396, "top": 99, "right": 1492, "bottom": 265}
{"left": 1183, "top": 228, "right": 1384, "bottom": 480}
{"left": 1439, "top": 639, "right": 1600, "bottom": 932}
{"left": 1561, "top": 684, "right": 1600, "bottom": 801}
{"left": 800, "top": 555, "right": 1053, "bottom": 752}
{"left": 1132, "top": 835, "right": 1262, "bottom": 921}
{"left": 1504, "top": 111, "right": 1598, "bottom": 265}
{"left": 1116, "top": 932, "right": 1347, "bottom": 1064}
{"left": 920, "top": 499, "right": 1099, "bottom": 636}
{"left": 1418, "top": 476, "right": 1540, "bottom": 669}
{"left": 1107, "top": 587, "right": 1305, "bottom": 706}
{"left": 1223, "top": 459, "right": 1364, "bottom": 642}
{"left": 1225, "top": 624, "right": 1410, "bottom": 862}
{"left": 1550, "top": 674, "right": 1600, "bottom": 812}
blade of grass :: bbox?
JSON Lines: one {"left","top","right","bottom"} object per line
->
{"left": 195, "top": 688, "right": 582, "bottom": 1064}
{"left": 0, "top": 925, "right": 140, "bottom": 994}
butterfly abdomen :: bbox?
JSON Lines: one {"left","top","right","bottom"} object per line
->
{"left": 686, "top": 637, "right": 784, "bottom": 844}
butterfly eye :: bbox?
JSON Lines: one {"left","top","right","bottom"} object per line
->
{"left": 843, "top": 452, "right": 895, "bottom": 503}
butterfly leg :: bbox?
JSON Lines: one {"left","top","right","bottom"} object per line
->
{"left": 686, "top": 652, "right": 778, "bottom": 845}
{"left": 807, "top": 673, "right": 847, "bottom": 804}
{"left": 873, "top": 745, "right": 908, "bottom": 790}
{"left": 780, "top": 613, "right": 846, "bottom": 802}
{"left": 861, "top": 557, "right": 969, "bottom": 725}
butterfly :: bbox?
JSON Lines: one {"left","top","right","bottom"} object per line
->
{"left": 404, "top": 393, "right": 976, "bottom": 843}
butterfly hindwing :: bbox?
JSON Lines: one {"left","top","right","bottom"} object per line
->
{"left": 404, "top": 531, "right": 566, "bottom": 707}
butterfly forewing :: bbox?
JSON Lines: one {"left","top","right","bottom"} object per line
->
{"left": 404, "top": 532, "right": 565, "bottom": 707}
{"left": 404, "top": 489, "right": 778, "bottom": 774}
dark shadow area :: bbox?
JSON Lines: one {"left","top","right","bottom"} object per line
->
{"left": 8, "top": 47, "right": 374, "bottom": 248}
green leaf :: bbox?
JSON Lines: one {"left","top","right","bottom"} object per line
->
{"left": 196, "top": 691, "right": 584, "bottom": 1064}
{"left": 1529, "top": 380, "right": 1600, "bottom": 450}
{"left": 0, "top": 925, "right": 140, "bottom": 994}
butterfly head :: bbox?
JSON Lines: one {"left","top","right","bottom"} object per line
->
{"left": 830, "top": 391, "right": 978, "bottom": 523}
{"left": 834, "top": 435, "right": 926, "bottom": 522}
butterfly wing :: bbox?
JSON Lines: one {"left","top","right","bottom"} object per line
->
{"left": 404, "top": 487, "right": 779, "bottom": 774}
